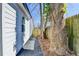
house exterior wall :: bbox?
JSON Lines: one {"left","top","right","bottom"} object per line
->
{"left": 9, "top": 3, "right": 34, "bottom": 54}
{"left": 0, "top": 3, "right": 2, "bottom": 56}
{"left": 29, "top": 18, "right": 33, "bottom": 37}
{"left": 0, "top": 3, "right": 33, "bottom": 55}
{"left": 9, "top": 3, "right": 25, "bottom": 54}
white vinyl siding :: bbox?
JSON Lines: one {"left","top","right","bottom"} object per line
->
{"left": 2, "top": 4, "right": 16, "bottom": 56}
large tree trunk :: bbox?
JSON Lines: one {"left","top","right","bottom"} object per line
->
{"left": 47, "top": 3, "right": 68, "bottom": 55}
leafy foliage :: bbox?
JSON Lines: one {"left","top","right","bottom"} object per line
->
{"left": 43, "top": 3, "right": 51, "bottom": 16}
{"left": 32, "top": 28, "right": 41, "bottom": 38}
{"left": 60, "top": 4, "right": 67, "bottom": 13}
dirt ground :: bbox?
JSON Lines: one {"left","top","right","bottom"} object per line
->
{"left": 38, "top": 36, "right": 51, "bottom": 56}
{"left": 38, "top": 36, "right": 76, "bottom": 56}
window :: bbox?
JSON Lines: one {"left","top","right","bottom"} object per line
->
{"left": 22, "top": 17, "right": 25, "bottom": 32}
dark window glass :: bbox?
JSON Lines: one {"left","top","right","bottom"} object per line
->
{"left": 22, "top": 17, "right": 25, "bottom": 32}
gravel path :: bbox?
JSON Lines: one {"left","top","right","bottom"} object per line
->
{"left": 17, "top": 39, "right": 43, "bottom": 56}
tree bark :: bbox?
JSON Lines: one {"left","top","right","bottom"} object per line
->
{"left": 47, "top": 3, "right": 68, "bottom": 55}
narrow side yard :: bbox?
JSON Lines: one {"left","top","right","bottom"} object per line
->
{"left": 17, "top": 39, "right": 43, "bottom": 56}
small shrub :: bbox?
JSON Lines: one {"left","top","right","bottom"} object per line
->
{"left": 32, "top": 28, "right": 41, "bottom": 38}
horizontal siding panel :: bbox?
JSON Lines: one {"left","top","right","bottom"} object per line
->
{"left": 2, "top": 4, "right": 16, "bottom": 56}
